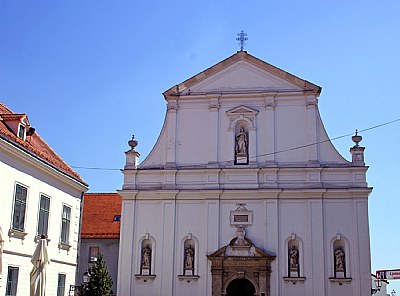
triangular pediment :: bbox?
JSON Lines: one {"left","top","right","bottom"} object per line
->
{"left": 226, "top": 105, "right": 259, "bottom": 116}
{"left": 187, "top": 62, "right": 301, "bottom": 94}
{"left": 164, "top": 51, "right": 321, "bottom": 98}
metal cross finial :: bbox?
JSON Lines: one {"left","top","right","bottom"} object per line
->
{"left": 236, "top": 30, "right": 248, "bottom": 51}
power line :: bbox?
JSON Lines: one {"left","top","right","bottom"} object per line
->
{"left": 70, "top": 165, "right": 120, "bottom": 171}
{"left": 71, "top": 117, "right": 400, "bottom": 171}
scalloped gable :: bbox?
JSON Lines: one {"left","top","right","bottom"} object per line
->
{"left": 163, "top": 51, "right": 321, "bottom": 98}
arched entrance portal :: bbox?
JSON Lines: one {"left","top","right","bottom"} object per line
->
{"left": 207, "top": 233, "right": 275, "bottom": 296}
{"left": 226, "top": 278, "right": 256, "bottom": 296}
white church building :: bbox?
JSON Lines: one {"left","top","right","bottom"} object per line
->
{"left": 117, "top": 51, "right": 372, "bottom": 296}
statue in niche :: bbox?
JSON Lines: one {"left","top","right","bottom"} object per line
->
{"left": 289, "top": 245, "right": 299, "bottom": 271}
{"left": 184, "top": 245, "right": 194, "bottom": 272}
{"left": 235, "top": 126, "right": 248, "bottom": 155}
{"left": 141, "top": 244, "right": 151, "bottom": 269}
{"left": 334, "top": 247, "right": 345, "bottom": 272}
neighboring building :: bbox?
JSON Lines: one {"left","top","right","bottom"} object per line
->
{"left": 118, "top": 51, "right": 372, "bottom": 296}
{"left": 0, "top": 103, "right": 88, "bottom": 295}
{"left": 371, "top": 274, "right": 389, "bottom": 296}
{"left": 78, "top": 193, "right": 121, "bottom": 294}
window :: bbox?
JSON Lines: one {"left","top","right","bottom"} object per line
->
{"left": 18, "top": 124, "right": 25, "bottom": 139}
{"left": 5, "top": 266, "right": 19, "bottom": 296}
{"left": 12, "top": 184, "right": 28, "bottom": 231}
{"left": 89, "top": 247, "right": 99, "bottom": 262}
{"left": 60, "top": 205, "right": 71, "bottom": 244}
{"left": 57, "top": 273, "right": 66, "bottom": 296}
{"left": 37, "top": 195, "right": 50, "bottom": 236}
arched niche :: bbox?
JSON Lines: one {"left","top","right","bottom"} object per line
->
{"left": 180, "top": 233, "right": 199, "bottom": 276}
{"left": 283, "top": 234, "right": 306, "bottom": 284}
{"left": 234, "top": 121, "right": 250, "bottom": 165}
{"left": 226, "top": 105, "right": 258, "bottom": 165}
{"left": 330, "top": 235, "right": 351, "bottom": 280}
{"left": 136, "top": 234, "right": 156, "bottom": 277}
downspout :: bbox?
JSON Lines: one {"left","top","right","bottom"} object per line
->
{"left": 75, "top": 192, "right": 85, "bottom": 289}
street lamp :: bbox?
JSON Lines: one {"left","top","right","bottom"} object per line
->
{"left": 391, "top": 290, "right": 396, "bottom": 296}
{"left": 83, "top": 271, "right": 91, "bottom": 283}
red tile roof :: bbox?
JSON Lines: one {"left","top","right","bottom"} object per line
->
{"left": 0, "top": 102, "right": 86, "bottom": 185}
{"left": 81, "top": 193, "right": 122, "bottom": 239}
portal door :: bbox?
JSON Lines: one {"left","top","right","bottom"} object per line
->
{"left": 226, "top": 278, "right": 256, "bottom": 296}
{"left": 207, "top": 237, "right": 275, "bottom": 296}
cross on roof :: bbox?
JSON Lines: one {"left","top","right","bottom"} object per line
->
{"left": 236, "top": 30, "right": 248, "bottom": 51}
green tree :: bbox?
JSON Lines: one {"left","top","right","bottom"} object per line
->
{"left": 80, "top": 253, "right": 113, "bottom": 296}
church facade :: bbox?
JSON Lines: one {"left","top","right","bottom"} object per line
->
{"left": 117, "top": 51, "right": 372, "bottom": 296}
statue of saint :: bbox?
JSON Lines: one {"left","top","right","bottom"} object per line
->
{"left": 334, "top": 247, "right": 345, "bottom": 271}
{"left": 184, "top": 245, "right": 194, "bottom": 270}
{"left": 235, "top": 126, "right": 248, "bottom": 155}
{"left": 141, "top": 244, "right": 151, "bottom": 269}
{"left": 234, "top": 227, "right": 249, "bottom": 246}
{"left": 289, "top": 245, "right": 299, "bottom": 270}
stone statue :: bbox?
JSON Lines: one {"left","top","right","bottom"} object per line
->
{"left": 141, "top": 244, "right": 151, "bottom": 269}
{"left": 235, "top": 126, "right": 248, "bottom": 155}
{"left": 334, "top": 247, "right": 345, "bottom": 271}
{"left": 234, "top": 227, "right": 250, "bottom": 246}
{"left": 184, "top": 245, "right": 194, "bottom": 270}
{"left": 289, "top": 245, "right": 299, "bottom": 270}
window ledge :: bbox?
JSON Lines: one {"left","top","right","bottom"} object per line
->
{"left": 283, "top": 277, "right": 306, "bottom": 284}
{"left": 329, "top": 277, "right": 352, "bottom": 285}
{"left": 34, "top": 236, "right": 51, "bottom": 243}
{"left": 58, "top": 242, "right": 71, "bottom": 251}
{"left": 178, "top": 275, "right": 200, "bottom": 282}
{"left": 8, "top": 229, "right": 27, "bottom": 240}
{"left": 135, "top": 275, "right": 156, "bottom": 282}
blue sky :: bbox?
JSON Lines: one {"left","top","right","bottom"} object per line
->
{"left": 1, "top": 1, "right": 399, "bottom": 292}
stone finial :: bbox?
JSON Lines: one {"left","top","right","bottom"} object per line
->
{"left": 128, "top": 135, "right": 138, "bottom": 151}
{"left": 351, "top": 130, "right": 362, "bottom": 147}
{"left": 350, "top": 130, "right": 365, "bottom": 166}
{"left": 125, "top": 135, "right": 140, "bottom": 169}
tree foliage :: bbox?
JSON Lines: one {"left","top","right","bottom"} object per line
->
{"left": 80, "top": 253, "right": 113, "bottom": 296}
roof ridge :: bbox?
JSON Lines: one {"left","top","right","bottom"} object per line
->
{"left": 163, "top": 51, "right": 321, "bottom": 98}
{"left": 0, "top": 102, "right": 13, "bottom": 114}
{"left": 0, "top": 101, "right": 87, "bottom": 186}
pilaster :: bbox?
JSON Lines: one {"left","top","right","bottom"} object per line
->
{"left": 208, "top": 97, "right": 220, "bottom": 166}
{"left": 166, "top": 100, "right": 178, "bottom": 168}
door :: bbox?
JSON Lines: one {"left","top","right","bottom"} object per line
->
{"left": 226, "top": 278, "right": 256, "bottom": 296}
